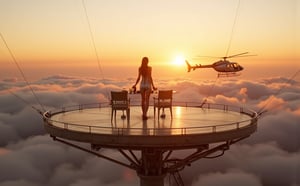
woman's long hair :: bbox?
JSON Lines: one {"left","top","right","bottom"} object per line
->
{"left": 140, "top": 57, "right": 149, "bottom": 76}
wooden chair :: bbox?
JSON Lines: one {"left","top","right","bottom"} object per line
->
{"left": 111, "top": 91, "right": 130, "bottom": 124}
{"left": 153, "top": 90, "right": 173, "bottom": 119}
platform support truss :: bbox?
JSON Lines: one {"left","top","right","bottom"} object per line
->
{"left": 51, "top": 135, "right": 250, "bottom": 186}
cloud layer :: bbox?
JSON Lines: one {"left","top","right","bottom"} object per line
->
{"left": 0, "top": 74, "right": 299, "bottom": 186}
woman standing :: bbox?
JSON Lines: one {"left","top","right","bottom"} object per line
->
{"left": 132, "top": 57, "right": 157, "bottom": 120}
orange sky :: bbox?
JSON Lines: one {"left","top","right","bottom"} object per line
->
{"left": 0, "top": 0, "right": 299, "bottom": 80}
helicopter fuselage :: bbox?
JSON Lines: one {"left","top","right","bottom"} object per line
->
{"left": 186, "top": 60, "right": 243, "bottom": 73}
{"left": 186, "top": 52, "right": 250, "bottom": 76}
{"left": 212, "top": 60, "right": 243, "bottom": 72}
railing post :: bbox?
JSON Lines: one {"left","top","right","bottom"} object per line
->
{"left": 212, "top": 126, "right": 216, "bottom": 133}
{"left": 64, "top": 122, "right": 68, "bottom": 129}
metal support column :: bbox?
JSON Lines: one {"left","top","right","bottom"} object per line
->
{"left": 138, "top": 148, "right": 166, "bottom": 186}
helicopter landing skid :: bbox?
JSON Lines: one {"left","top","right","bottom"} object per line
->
{"left": 218, "top": 72, "right": 241, "bottom": 78}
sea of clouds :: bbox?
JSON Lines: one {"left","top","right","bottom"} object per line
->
{"left": 0, "top": 74, "right": 299, "bottom": 186}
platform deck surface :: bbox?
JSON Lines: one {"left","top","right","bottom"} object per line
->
{"left": 49, "top": 105, "right": 253, "bottom": 136}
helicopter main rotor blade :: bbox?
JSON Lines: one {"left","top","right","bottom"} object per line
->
{"left": 230, "top": 54, "right": 257, "bottom": 58}
{"left": 194, "top": 55, "right": 221, "bottom": 59}
{"left": 194, "top": 52, "right": 255, "bottom": 60}
{"left": 226, "top": 52, "right": 249, "bottom": 59}
{"left": 226, "top": 52, "right": 249, "bottom": 58}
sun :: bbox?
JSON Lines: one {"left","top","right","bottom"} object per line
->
{"left": 172, "top": 55, "right": 186, "bottom": 67}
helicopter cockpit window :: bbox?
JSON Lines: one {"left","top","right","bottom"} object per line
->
{"left": 233, "top": 63, "right": 238, "bottom": 69}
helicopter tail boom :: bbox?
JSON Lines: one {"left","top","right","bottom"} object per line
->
{"left": 185, "top": 60, "right": 212, "bottom": 72}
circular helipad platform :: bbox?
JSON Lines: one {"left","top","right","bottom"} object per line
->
{"left": 44, "top": 102, "right": 257, "bottom": 149}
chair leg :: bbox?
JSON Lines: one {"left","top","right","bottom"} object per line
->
{"left": 170, "top": 107, "right": 173, "bottom": 119}
{"left": 158, "top": 108, "right": 161, "bottom": 120}
{"left": 111, "top": 109, "right": 113, "bottom": 123}
{"left": 127, "top": 109, "right": 130, "bottom": 124}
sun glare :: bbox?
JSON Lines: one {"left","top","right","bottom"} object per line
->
{"left": 172, "top": 55, "right": 185, "bottom": 67}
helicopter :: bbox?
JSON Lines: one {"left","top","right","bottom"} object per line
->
{"left": 185, "top": 52, "right": 252, "bottom": 77}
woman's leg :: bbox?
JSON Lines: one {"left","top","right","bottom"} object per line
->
{"left": 144, "top": 90, "right": 151, "bottom": 114}
{"left": 140, "top": 90, "right": 147, "bottom": 117}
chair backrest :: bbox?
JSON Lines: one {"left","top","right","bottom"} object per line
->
{"left": 111, "top": 91, "right": 128, "bottom": 103}
{"left": 158, "top": 90, "right": 173, "bottom": 100}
